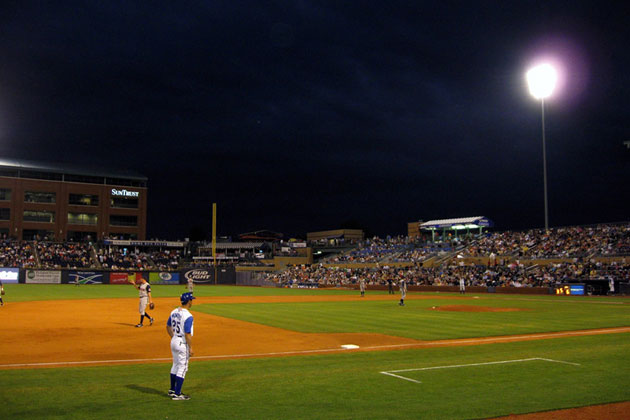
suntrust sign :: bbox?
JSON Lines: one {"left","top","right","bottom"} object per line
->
{"left": 111, "top": 188, "right": 139, "bottom": 197}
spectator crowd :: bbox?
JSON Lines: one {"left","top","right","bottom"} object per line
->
{"left": 0, "top": 224, "right": 628, "bottom": 287}
{"left": 265, "top": 259, "right": 629, "bottom": 289}
{"left": 0, "top": 240, "right": 183, "bottom": 271}
{"left": 462, "top": 224, "right": 630, "bottom": 258}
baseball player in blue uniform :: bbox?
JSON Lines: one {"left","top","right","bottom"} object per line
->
{"left": 166, "top": 292, "right": 196, "bottom": 400}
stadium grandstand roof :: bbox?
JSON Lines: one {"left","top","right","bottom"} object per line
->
{"left": 0, "top": 157, "right": 147, "bottom": 181}
{"left": 420, "top": 216, "right": 493, "bottom": 230}
{"left": 238, "top": 230, "right": 284, "bottom": 241}
{"left": 198, "top": 242, "right": 264, "bottom": 249}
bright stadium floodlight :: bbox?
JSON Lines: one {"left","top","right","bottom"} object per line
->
{"left": 526, "top": 63, "right": 557, "bottom": 99}
{"left": 526, "top": 62, "right": 558, "bottom": 232}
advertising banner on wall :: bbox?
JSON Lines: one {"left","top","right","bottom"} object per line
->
{"left": 183, "top": 268, "right": 213, "bottom": 284}
{"left": 25, "top": 270, "right": 62, "bottom": 284}
{"left": 110, "top": 272, "right": 148, "bottom": 284}
{"left": 68, "top": 271, "right": 105, "bottom": 285}
{"left": 110, "top": 272, "right": 131, "bottom": 284}
{"left": 149, "top": 272, "right": 180, "bottom": 285}
{"left": 103, "top": 239, "right": 185, "bottom": 248}
{"left": 0, "top": 267, "right": 20, "bottom": 283}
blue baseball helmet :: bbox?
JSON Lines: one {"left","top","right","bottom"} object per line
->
{"left": 180, "top": 292, "right": 196, "bottom": 304}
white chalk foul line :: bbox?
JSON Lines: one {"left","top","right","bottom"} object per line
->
{"left": 361, "top": 327, "right": 630, "bottom": 351}
{"left": 380, "top": 357, "right": 581, "bottom": 384}
{"left": 0, "top": 347, "right": 357, "bottom": 368}
{"left": 380, "top": 371, "right": 422, "bottom": 384}
{"left": 1, "top": 327, "right": 626, "bottom": 369}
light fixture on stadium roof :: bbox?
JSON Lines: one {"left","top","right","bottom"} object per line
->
{"left": 451, "top": 224, "right": 481, "bottom": 230}
{"left": 526, "top": 62, "right": 557, "bottom": 232}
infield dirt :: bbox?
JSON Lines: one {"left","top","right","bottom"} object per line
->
{"left": 1, "top": 294, "right": 629, "bottom": 369}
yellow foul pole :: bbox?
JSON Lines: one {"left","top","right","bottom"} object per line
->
{"left": 212, "top": 203, "right": 217, "bottom": 284}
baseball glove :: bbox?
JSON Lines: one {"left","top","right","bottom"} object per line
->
{"left": 149, "top": 302, "right": 155, "bottom": 310}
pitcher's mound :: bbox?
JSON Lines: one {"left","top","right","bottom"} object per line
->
{"left": 430, "top": 305, "right": 527, "bottom": 312}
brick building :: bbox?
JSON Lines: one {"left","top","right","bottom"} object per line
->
{"left": 0, "top": 158, "right": 147, "bottom": 241}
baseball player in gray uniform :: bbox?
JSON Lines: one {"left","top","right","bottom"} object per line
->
{"left": 132, "top": 277, "right": 154, "bottom": 327}
{"left": 359, "top": 278, "right": 366, "bottom": 297}
{"left": 167, "top": 292, "right": 196, "bottom": 400}
{"left": 399, "top": 279, "right": 407, "bottom": 306}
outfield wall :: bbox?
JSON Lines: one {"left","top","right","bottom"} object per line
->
{"left": 3, "top": 267, "right": 625, "bottom": 295}
{"left": 0, "top": 267, "right": 237, "bottom": 285}
{"left": 339, "top": 284, "right": 553, "bottom": 295}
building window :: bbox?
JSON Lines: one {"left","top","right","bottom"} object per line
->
{"left": 111, "top": 196, "right": 139, "bottom": 209}
{"left": 67, "top": 231, "right": 96, "bottom": 242}
{"left": 0, "top": 188, "right": 11, "bottom": 201}
{"left": 107, "top": 177, "right": 146, "bottom": 187}
{"left": 0, "top": 208, "right": 9, "bottom": 220}
{"left": 25, "top": 191, "right": 56, "bottom": 204}
{"left": 0, "top": 169, "right": 19, "bottom": 177}
{"left": 109, "top": 233, "right": 138, "bottom": 240}
{"left": 23, "top": 210, "right": 55, "bottom": 223}
{"left": 109, "top": 215, "right": 138, "bottom": 227}
{"left": 23, "top": 229, "right": 54, "bottom": 241}
{"left": 19, "top": 171, "right": 63, "bottom": 181}
{"left": 68, "top": 212, "right": 98, "bottom": 225}
{"left": 64, "top": 174, "right": 105, "bottom": 184}
{"left": 69, "top": 193, "right": 99, "bottom": 206}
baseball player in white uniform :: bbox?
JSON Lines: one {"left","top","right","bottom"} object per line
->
{"left": 459, "top": 278, "right": 466, "bottom": 294}
{"left": 399, "top": 279, "right": 407, "bottom": 306}
{"left": 167, "top": 292, "right": 196, "bottom": 400}
{"left": 359, "top": 278, "right": 366, "bottom": 297}
{"left": 132, "top": 277, "right": 154, "bottom": 327}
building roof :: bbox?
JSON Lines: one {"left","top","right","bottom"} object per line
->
{"left": 0, "top": 157, "right": 147, "bottom": 181}
{"left": 420, "top": 216, "right": 494, "bottom": 229}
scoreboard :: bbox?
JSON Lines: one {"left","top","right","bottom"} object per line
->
{"left": 554, "top": 284, "right": 585, "bottom": 295}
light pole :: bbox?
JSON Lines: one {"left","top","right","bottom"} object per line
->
{"left": 526, "top": 63, "right": 557, "bottom": 232}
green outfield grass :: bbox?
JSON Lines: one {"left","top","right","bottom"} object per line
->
{"left": 1, "top": 285, "right": 629, "bottom": 419}
{"left": 194, "top": 295, "right": 630, "bottom": 340}
{"left": 1, "top": 334, "right": 628, "bottom": 420}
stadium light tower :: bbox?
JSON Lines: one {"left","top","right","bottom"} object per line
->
{"left": 526, "top": 63, "right": 557, "bottom": 232}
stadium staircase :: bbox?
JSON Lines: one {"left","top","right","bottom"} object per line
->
{"left": 89, "top": 246, "right": 102, "bottom": 268}
{"left": 432, "top": 244, "right": 467, "bottom": 266}
{"left": 145, "top": 255, "right": 158, "bottom": 270}
{"left": 31, "top": 243, "right": 42, "bottom": 267}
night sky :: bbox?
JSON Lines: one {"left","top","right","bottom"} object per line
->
{"left": 0, "top": 1, "right": 628, "bottom": 240}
